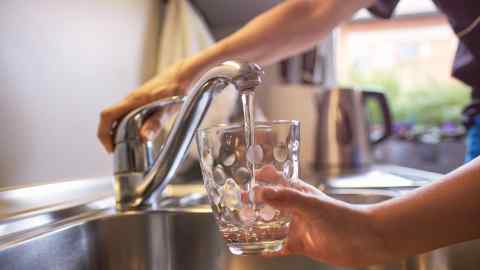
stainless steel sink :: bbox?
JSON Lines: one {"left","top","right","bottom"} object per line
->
{"left": 0, "top": 188, "right": 458, "bottom": 270}
{"left": 1, "top": 177, "right": 479, "bottom": 270}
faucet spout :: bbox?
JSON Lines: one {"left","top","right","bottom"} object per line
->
{"left": 113, "top": 61, "right": 263, "bottom": 210}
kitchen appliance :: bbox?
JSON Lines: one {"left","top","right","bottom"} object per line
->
{"left": 314, "top": 87, "right": 392, "bottom": 177}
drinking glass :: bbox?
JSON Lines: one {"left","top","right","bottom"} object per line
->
{"left": 196, "top": 120, "right": 300, "bottom": 255}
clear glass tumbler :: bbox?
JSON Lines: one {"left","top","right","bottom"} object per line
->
{"left": 196, "top": 120, "right": 300, "bottom": 255}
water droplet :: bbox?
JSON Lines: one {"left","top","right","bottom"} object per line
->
{"left": 222, "top": 178, "right": 242, "bottom": 210}
{"left": 259, "top": 205, "right": 276, "bottom": 221}
{"left": 213, "top": 165, "right": 227, "bottom": 185}
{"left": 222, "top": 153, "right": 236, "bottom": 167}
{"left": 239, "top": 207, "right": 256, "bottom": 225}
{"left": 273, "top": 143, "right": 288, "bottom": 162}
{"left": 283, "top": 160, "right": 294, "bottom": 179}
{"left": 234, "top": 167, "right": 251, "bottom": 186}
{"left": 247, "top": 144, "right": 264, "bottom": 163}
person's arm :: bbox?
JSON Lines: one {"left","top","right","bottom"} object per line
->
{"left": 186, "top": 0, "right": 375, "bottom": 69}
{"left": 370, "top": 156, "right": 480, "bottom": 260}
{"left": 97, "top": 0, "right": 375, "bottom": 152}
{"left": 258, "top": 157, "right": 480, "bottom": 266}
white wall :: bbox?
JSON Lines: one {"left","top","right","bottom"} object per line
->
{"left": 0, "top": 0, "right": 162, "bottom": 187}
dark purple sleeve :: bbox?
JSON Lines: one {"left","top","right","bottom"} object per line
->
{"left": 367, "top": 0, "right": 401, "bottom": 19}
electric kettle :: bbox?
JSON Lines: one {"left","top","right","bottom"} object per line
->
{"left": 314, "top": 87, "right": 392, "bottom": 177}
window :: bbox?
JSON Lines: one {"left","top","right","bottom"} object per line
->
{"left": 336, "top": 6, "right": 469, "bottom": 127}
{"left": 335, "top": 1, "right": 470, "bottom": 172}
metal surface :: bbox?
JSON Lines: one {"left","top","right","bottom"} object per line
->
{"left": 314, "top": 88, "right": 392, "bottom": 177}
{"left": 0, "top": 189, "right": 431, "bottom": 270}
{"left": 321, "top": 169, "right": 431, "bottom": 190}
{"left": 113, "top": 61, "right": 263, "bottom": 210}
{"left": 0, "top": 168, "right": 480, "bottom": 269}
{"left": 0, "top": 177, "right": 114, "bottom": 237}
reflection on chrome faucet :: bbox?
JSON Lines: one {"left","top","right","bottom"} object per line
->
{"left": 113, "top": 61, "right": 263, "bottom": 210}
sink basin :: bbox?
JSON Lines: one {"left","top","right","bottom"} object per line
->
{"left": 0, "top": 188, "right": 479, "bottom": 270}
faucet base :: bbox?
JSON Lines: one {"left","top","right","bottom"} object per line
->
{"left": 114, "top": 172, "right": 145, "bottom": 211}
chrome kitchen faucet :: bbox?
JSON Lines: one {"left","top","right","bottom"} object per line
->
{"left": 112, "top": 61, "right": 263, "bottom": 210}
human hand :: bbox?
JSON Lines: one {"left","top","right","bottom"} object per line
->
{"left": 97, "top": 60, "right": 197, "bottom": 153}
{"left": 256, "top": 166, "right": 389, "bottom": 267}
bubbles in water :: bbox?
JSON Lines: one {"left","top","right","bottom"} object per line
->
{"left": 273, "top": 143, "right": 288, "bottom": 162}
{"left": 283, "top": 160, "right": 294, "bottom": 179}
{"left": 259, "top": 205, "right": 276, "bottom": 221}
{"left": 233, "top": 167, "right": 251, "bottom": 186}
{"left": 222, "top": 178, "right": 242, "bottom": 210}
{"left": 246, "top": 144, "right": 264, "bottom": 164}
{"left": 222, "top": 153, "right": 236, "bottom": 167}
{"left": 213, "top": 164, "right": 227, "bottom": 185}
{"left": 239, "top": 206, "right": 256, "bottom": 225}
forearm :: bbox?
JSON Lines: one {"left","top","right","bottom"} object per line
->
{"left": 370, "top": 157, "right": 480, "bottom": 262}
{"left": 184, "top": 0, "right": 374, "bottom": 80}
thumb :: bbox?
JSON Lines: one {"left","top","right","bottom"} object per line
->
{"left": 259, "top": 186, "right": 318, "bottom": 214}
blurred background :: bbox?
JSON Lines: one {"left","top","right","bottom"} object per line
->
{"left": 0, "top": 0, "right": 467, "bottom": 187}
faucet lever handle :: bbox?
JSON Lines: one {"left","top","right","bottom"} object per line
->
{"left": 113, "top": 96, "right": 186, "bottom": 177}
{"left": 114, "top": 96, "right": 187, "bottom": 144}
